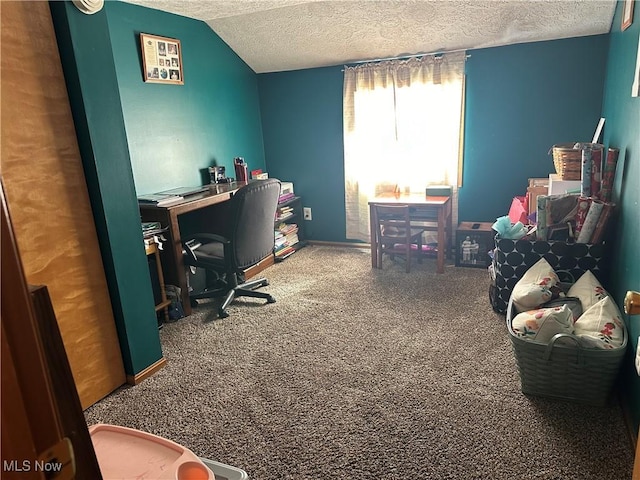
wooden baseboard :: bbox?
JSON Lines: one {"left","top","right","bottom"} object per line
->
{"left": 307, "top": 240, "right": 371, "bottom": 248}
{"left": 126, "top": 357, "right": 166, "bottom": 385}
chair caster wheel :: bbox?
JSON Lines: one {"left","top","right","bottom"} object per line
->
{"left": 190, "top": 298, "right": 198, "bottom": 308}
{"left": 266, "top": 295, "right": 276, "bottom": 304}
{"left": 218, "top": 309, "right": 229, "bottom": 319}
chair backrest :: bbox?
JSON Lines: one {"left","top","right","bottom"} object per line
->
{"left": 372, "top": 203, "right": 412, "bottom": 241}
{"left": 228, "top": 179, "right": 281, "bottom": 270}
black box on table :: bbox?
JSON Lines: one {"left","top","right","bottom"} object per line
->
{"left": 455, "top": 222, "right": 495, "bottom": 268}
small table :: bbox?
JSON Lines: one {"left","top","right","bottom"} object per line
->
{"left": 145, "top": 241, "right": 171, "bottom": 324}
{"left": 368, "top": 193, "right": 452, "bottom": 274}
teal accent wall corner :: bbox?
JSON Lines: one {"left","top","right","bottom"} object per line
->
{"left": 461, "top": 35, "right": 608, "bottom": 222}
{"left": 258, "top": 36, "right": 609, "bottom": 241}
{"left": 50, "top": 1, "right": 163, "bottom": 376}
{"left": 105, "top": 1, "right": 266, "bottom": 194}
{"left": 49, "top": 0, "right": 269, "bottom": 378}
{"left": 259, "top": 66, "right": 345, "bottom": 242}
{"left": 602, "top": 0, "right": 640, "bottom": 433}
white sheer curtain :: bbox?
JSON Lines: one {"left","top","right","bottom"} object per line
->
{"left": 343, "top": 52, "right": 466, "bottom": 242}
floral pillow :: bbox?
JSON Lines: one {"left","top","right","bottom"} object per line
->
{"left": 511, "top": 304, "right": 574, "bottom": 343}
{"left": 567, "top": 270, "right": 609, "bottom": 312}
{"left": 511, "top": 258, "right": 559, "bottom": 313}
{"left": 574, "top": 296, "right": 626, "bottom": 349}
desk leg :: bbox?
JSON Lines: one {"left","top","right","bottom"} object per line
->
{"left": 369, "top": 204, "right": 378, "bottom": 268}
{"left": 157, "top": 211, "right": 192, "bottom": 317}
{"left": 437, "top": 206, "right": 445, "bottom": 274}
{"left": 169, "top": 214, "right": 192, "bottom": 317}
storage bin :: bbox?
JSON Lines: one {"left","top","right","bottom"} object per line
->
{"left": 490, "top": 236, "right": 607, "bottom": 314}
{"left": 88, "top": 424, "right": 214, "bottom": 479}
{"left": 200, "top": 458, "right": 249, "bottom": 480}
{"left": 506, "top": 297, "right": 627, "bottom": 406}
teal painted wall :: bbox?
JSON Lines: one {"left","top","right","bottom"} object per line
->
{"left": 259, "top": 66, "right": 345, "bottom": 242}
{"left": 50, "top": 2, "right": 163, "bottom": 376}
{"left": 603, "top": 1, "right": 640, "bottom": 432}
{"left": 258, "top": 36, "right": 609, "bottom": 242}
{"left": 462, "top": 36, "right": 608, "bottom": 221}
{"left": 50, "top": 0, "right": 266, "bottom": 378}
{"left": 105, "top": 1, "right": 266, "bottom": 194}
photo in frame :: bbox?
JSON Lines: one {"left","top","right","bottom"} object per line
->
{"left": 622, "top": 0, "right": 634, "bottom": 31}
{"left": 140, "top": 33, "right": 184, "bottom": 85}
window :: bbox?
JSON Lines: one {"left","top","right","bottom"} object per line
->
{"left": 343, "top": 52, "right": 466, "bottom": 241}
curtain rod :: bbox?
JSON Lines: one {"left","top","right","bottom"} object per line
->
{"left": 348, "top": 48, "right": 470, "bottom": 66}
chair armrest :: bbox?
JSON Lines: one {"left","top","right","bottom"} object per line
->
{"left": 183, "top": 233, "right": 230, "bottom": 245}
{"left": 182, "top": 233, "right": 230, "bottom": 266}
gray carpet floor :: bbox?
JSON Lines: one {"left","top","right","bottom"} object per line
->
{"left": 85, "top": 245, "right": 634, "bottom": 480}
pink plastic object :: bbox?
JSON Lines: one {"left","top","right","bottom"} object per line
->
{"left": 88, "top": 424, "right": 214, "bottom": 480}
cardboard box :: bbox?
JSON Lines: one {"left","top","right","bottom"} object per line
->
{"left": 455, "top": 222, "right": 495, "bottom": 268}
{"left": 280, "top": 182, "right": 294, "bottom": 195}
{"left": 548, "top": 173, "right": 581, "bottom": 195}
{"left": 525, "top": 178, "right": 549, "bottom": 217}
{"left": 425, "top": 185, "right": 452, "bottom": 197}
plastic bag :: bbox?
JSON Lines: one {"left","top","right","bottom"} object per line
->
{"left": 492, "top": 215, "right": 527, "bottom": 240}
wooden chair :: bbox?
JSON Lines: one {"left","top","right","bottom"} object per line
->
{"left": 372, "top": 203, "right": 426, "bottom": 273}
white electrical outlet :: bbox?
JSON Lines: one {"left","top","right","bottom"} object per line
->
{"left": 635, "top": 337, "right": 640, "bottom": 376}
{"left": 303, "top": 207, "right": 312, "bottom": 221}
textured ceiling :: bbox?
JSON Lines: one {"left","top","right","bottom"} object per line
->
{"left": 122, "top": 0, "right": 617, "bottom": 73}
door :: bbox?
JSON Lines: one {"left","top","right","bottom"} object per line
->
{"left": 0, "top": 0, "right": 125, "bottom": 407}
{"left": 1, "top": 181, "right": 103, "bottom": 479}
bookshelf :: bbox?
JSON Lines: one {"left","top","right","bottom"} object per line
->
{"left": 274, "top": 196, "right": 307, "bottom": 261}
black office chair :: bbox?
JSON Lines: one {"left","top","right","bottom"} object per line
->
{"left": 182, "top": 179, "right": 281, "bottom": 318}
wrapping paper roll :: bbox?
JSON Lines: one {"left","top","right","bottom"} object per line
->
{"left": 581, "top": 147, "right": 592, "bottom": 197}
{"left": 600, "top": 148, "right": 619, "bottom": 203}
{"left": 576, "top": 200, "right": 604, "bottom": 243}
{"left": 590, "top": 148, "right": 602, "bottom": 199}
{"left": 536, "top": 195, "right": 548, "bottom": 241}
{"left": 590, "top": 202, "right": 615, "bottom": 244}
{"left": 574, "top": 196, "right": 592, "bottom": 237}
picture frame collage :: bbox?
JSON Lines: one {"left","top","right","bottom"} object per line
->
{"left": 140, "top": 33, "right": 184, "bottom": 85}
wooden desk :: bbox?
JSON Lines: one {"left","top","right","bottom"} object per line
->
{"left": 139, "top": 181, "right": 277, "bottom": 316}
{"left": 368, "top": 193, "right": 452, "bottom": 274}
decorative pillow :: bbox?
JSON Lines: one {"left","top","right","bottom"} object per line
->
{"left": 511, "top": 305, "right": 574, "bottom": 343}
{"left": 574, "top": 296, "right": 625, "bottom": 349}
{"left": 511, "top": 258, "right": 559, "bottom": 313}
{"left": 567, "top": 270, "right": 609, "bottom": 312}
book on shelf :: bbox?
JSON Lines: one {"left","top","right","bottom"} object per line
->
{"left": 276, "top": 205, "right": 295, "bottom": 221}
{"left": 276, "top": 212, "right": 295, "bottom": 222}
{"left": 278, "top": 192, "right": 295, "bottom": 204}
{"left": 275, "top": 245, "right": 296, "bottom": 258}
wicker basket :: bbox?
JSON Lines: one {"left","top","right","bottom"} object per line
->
{"left": 550, "top": 143, "right": 582, "bottom": 180}
{"left": 506, "top": 297, "right": 627, "bottom": 406}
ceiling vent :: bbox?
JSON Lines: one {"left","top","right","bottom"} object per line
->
{"left": 72, "top": 0, "right": 104, "bottom": 15}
